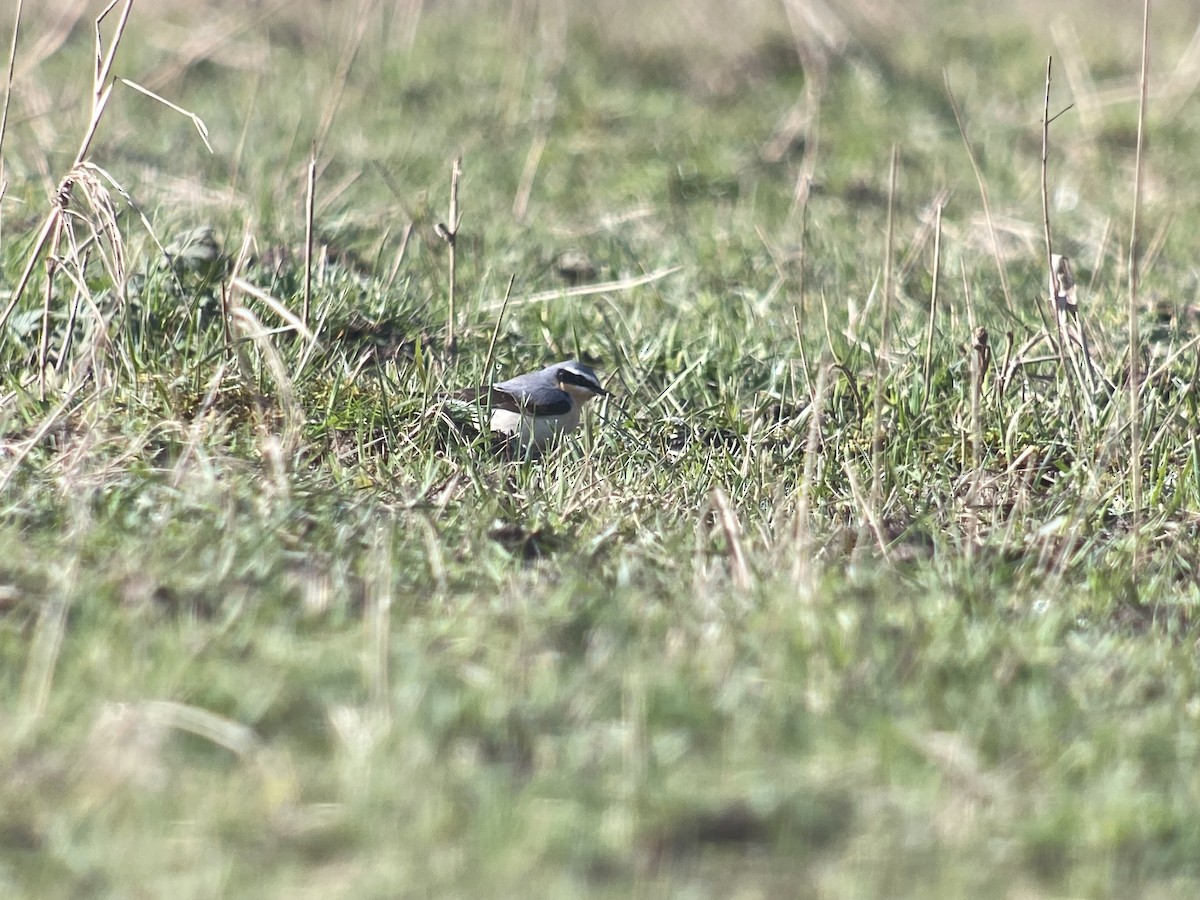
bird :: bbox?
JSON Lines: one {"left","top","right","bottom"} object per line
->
{"left": 454, "top": 359, "right": 608, "bottom": 454}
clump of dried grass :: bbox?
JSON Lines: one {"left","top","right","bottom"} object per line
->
{"left": 0, "top": 0, "right": 210, "bottom": 398}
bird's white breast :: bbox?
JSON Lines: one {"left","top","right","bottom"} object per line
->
{"left": 490, "top": 404, "right": 582, "bottom": 450}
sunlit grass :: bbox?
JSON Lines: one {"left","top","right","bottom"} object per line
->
{"left": 2, "top": 0, "right": 1200, "bottom": 897}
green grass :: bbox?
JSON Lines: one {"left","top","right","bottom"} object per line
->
{"left": 3, "top": 0, "right": 1200, "bottom": 896}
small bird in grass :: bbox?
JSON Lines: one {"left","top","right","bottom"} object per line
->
{"left": 455, "top": 359, "right": 608, "bottom": 454}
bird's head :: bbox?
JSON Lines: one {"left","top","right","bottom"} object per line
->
{"left": 553, "top": 360, "right": 608, "bottom": 404}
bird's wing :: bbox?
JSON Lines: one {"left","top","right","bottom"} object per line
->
{"left": 456, "top": 385, "right": 571, "bottom": 417}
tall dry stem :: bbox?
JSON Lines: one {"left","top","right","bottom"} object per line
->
{"left": 437, "top": 157, "right": 463, "bottom": 353}
{"left": 869, "top": 146, "right": 898, "bottom": 534}
{"left": 1128, "top": 0, "right": 1151, "bottom": 547}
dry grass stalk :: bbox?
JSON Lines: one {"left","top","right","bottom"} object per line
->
{"left": 921, "top": 198, "right": 944, "bottom": 410}
{"left": 1051, "top": 17, "right": 1101, "bottom": 132}
{"left": 141, "top": 700, "right": 260, "bottom": 759}
{"left": 1038, "top": 58, "right": 1060, "bottom": 330}
{"left": 0, "top": 0, "right": 22, "bottom": 198}
{"left": 513, "top": 131, "right": 547, "bottom": 223}
{"left": 436, "top": 156, "right": 463, "bottom": 353}
{"left": 483, "top": 275, "right": 516, "bottom": 390}
{"left": 961, "top": 255, "right": 991, "bottom": 553}
{"left": 11, "top": 1, "right": 87, "bottom": 78}
{"left": 229, "top": 304, "right": 304, "bottom": 458}
{"left": 712, "top": 487, "right": 751, "bottom": 591}
{"left": 793, "top": 361, "right": 829, "bottom": 574}
{"left": 970, "top": 327, "right": 989, "bottom": 478}
{"left": 869, "top": 146, "right": 898, "bottom": 533}
{"left": 896, "top": 188, "right": 949, "bottom": 285}
{"left": 138, "top": 1, "right": 282, "bottom": 94}
{"left": 303, "top": 150, "right": 317, "bottom": 325}
{"left": 391, "top": 0, "right": 426, "bottom": 51}
{"left": 845, "top": 459, "right": 890, "bottom": 562}
{"left": 484, "top": 265, "right": 682, "bottom": 312}
{"left": 118, "top": 77, "right": 212, "bottom": 151}
{"left": 314, "top": 0, "right": 377, "bottom": 155}
{"left": 229, "top": 276, "right": 320, "bottom": 347}
{"left": 1128, "top": 0, "right": 1151, "bottom": 544}
{"left": 960, "top": 264, "right": 979, "bottom": 441}
{"left": 509, "top": 3, "right": 565, "bottom": 221}
{"left": 18, "top": 556, "right": 76, "bottom": 734}
{"left": 1162, "top": 19, "right": 1200, "bottom": 117}
{"left": 225, "top": 265, "right": 315, "bottom": 464}
{"left": 773, "top": 0, "right": 829, "bottom": 220}
{"left": 1039, "top": 58, "right": 1088, "bottom": 438}
{"left": 945, "top": 75, "right": 1016, "bottom": 318}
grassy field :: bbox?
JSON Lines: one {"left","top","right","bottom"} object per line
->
{"left": 3, "top": 0, "right": 1200, "bottom": 896}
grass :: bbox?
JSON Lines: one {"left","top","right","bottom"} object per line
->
{"left": 3, "top": 0, "right": 1200, "bottom": 896}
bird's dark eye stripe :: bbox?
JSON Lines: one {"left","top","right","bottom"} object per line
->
{"left": 558, "top": 369, "right": 602, "bottom": 391}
